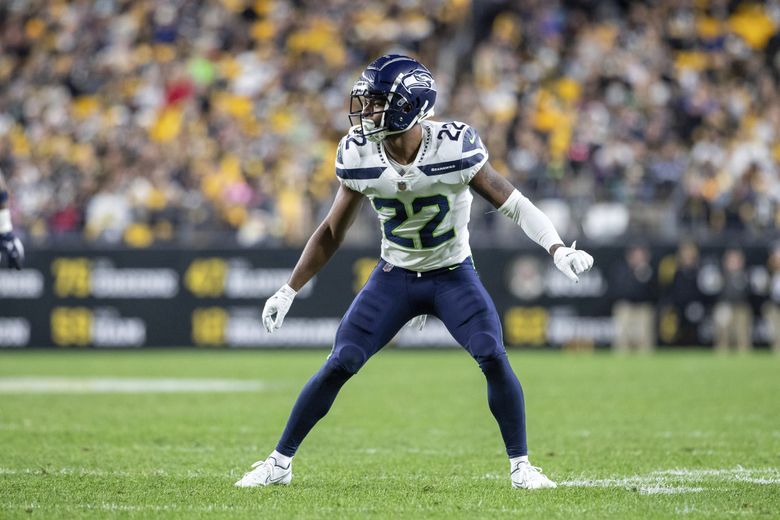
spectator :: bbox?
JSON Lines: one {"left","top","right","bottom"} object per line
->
{"left": 713, "top": 248, "right": 753, "bottom": 353}
{"left": 667, "top": 240, "right": 704, "bottom": 346}
{"left": 762, "top": 245, "right": 780, "bottom": 354}
{"left": 611, "top": 244, "right": 656, "bottom": 353}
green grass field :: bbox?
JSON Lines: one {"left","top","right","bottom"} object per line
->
{"left": 1, "top": 350, "right": 779, "bottom": 519}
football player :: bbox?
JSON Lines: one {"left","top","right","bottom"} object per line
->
{"left": 0, "top": 168, "right": 24, "bottom": 270}
{"left": 236, "top": 55, "right": 593, "bottom": 489}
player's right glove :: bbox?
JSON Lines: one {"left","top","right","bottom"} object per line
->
{"left": 0, "top": 232, "right": 24, "bottom": 270}
{"left": 553, "top": 241, "right": 593, "bottom": 283}
{"left": 262, "top": 284, "right": 297, "bottom": 333}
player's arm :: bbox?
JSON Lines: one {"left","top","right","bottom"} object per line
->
{"left": 288, "top": 185, "right": 363, "bottom": 291}
{"left": 261, "top": 184, "right": 363, "bottom": 332}
{"left": 469, "top": 161, "right": 593, "bottom": 281}
{"left": 0, "top": 169, "right": 24, "bottom": 270}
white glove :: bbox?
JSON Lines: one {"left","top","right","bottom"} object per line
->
{"left": 553, "top": 241, "right": 594, "bottom": 283}
{"left": 407, "top": 314, "right": 427, "bottom": 331}
{"left": 262, "top": 284, "right": 297, "bottom": 332}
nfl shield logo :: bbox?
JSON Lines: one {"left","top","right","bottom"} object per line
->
{"left": 397, "top": 181, "right": 407, "bottom": 191}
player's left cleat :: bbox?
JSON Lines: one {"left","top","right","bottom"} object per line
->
{"left": 234, "top": 456, "right": 292, "bottom": 487}
{"left": 510, "top": 461, "right": 557, "bottom": 489}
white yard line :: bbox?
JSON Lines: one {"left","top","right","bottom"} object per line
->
{"left": 561, "top": 467, "right": 780, "bottom": 494}
{"left": 651, "top": 467, "right": 780, "bottom": 484}
{"left": 561, "top": 476, "right": 705, "bottom": 494}
{"left": 0, "top": 377, "right": 267, "bottom": 393}
{"left": 639, "top": 486, "right": 705, "bottom": 495}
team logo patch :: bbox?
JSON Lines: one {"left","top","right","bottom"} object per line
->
{"left": 397, "top": 181, "right": 407, "bottom": 191}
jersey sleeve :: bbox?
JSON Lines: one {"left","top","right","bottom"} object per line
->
{"left": 335, "top": 134, "right": 359, "bottom": 192}
{"left": 460, "top": 125, "right": 489, "bottom": 183}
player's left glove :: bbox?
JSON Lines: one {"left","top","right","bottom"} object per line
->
{"left": 262, "top": 284, "right": 297, "bottom": 332}
{"left": 407, "top": 314, "right": 427, "bottom": 331}
{"left": 553, "top": 241, "right": 593, "bottom": 283}
{"left": 0, "top": 232, "right": 24, "bottom": 270}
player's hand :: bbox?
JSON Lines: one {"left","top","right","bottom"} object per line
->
{"left": 553, "top": 241, "right": 593, "bottom": 283}
{"left": 262, "top": 284, "right": 297, "bottom": 332}
{"left": 407, "top": 314, "right": 427, "bottom": 331}
{"left": 0, "top": 232, "right": 24, "bottom": 270}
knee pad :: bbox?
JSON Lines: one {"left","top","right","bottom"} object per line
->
{"left": 327, "top": 344, "right": 367, "bottom": 376}
{"left": 468, "top": 332, "right": 506, "bottom": 368}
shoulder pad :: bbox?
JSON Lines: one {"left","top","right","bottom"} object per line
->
{"left": 461, "top": 124, "right": 486, "bottom": 154}
{"left": 419, "top": 121, "right": 488, "bottom": 179}
{"left": 429, "top": 121, "right": 485, "bottom": 152}
{"left": 337, "top": 128, "right": 369, "bottom": 168}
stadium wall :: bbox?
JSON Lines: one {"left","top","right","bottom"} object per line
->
{"left": 0, "top": 245, "right": 773, "bottom": 349}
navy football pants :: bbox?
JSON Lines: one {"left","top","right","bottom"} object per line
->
{"left": 275, "top": 257, "right": 528, "bottom": 458}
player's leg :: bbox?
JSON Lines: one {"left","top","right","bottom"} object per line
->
{"left": 430, "top": 260, "right": 555, "bottom": 489}
{"left": 236, "top": 262, "right": 416, "bottom": 487}
{"left": 274, "top": 266, "right": 415, "bottom": 456}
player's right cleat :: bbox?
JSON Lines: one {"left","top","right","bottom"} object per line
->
{"left": 510, "top": 461, "right": 557, "bottom": 489}
{"left": 234, "top": 457, "right": 292, "bottom": 487}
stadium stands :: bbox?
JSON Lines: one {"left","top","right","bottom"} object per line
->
{"left": 0, "top": 0, "right": 779, "bottom": 247}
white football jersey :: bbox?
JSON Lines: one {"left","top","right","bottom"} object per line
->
{"left": 336, "top": 120, "right": 488, "bottom": 271}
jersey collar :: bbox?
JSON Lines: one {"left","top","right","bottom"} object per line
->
{"left": 379, "top": 123, "right": 431, "bottom": 178}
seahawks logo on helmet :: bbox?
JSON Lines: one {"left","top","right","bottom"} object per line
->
{"left": 401, "top": 72, "right": 435, "bottom": 91}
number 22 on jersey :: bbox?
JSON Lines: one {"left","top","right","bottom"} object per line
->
{"left": 372, "top": 195, "right": 455, "bottom": 249}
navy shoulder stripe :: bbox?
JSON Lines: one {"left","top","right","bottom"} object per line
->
{"left": 336, "top": 166, "right": 386, "bottom": 180}
{"left": 420, "top": 153, "right": 485, "bottom": 176}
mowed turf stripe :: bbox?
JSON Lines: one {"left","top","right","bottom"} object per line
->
{"left": 0, "top": 468, "right": 230, "bottom": 478}
{"left": 3, "top": 503, "right": 246, "bottom": 513}
{"left": 0, "top": 377, "right": 267, "bottom": 393}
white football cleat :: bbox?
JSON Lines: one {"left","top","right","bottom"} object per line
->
{"left": 234, "top": 456, "right": 292, "bottom": 487}
{"left": 510, "top": 461, "right": 557, "bottom": 489}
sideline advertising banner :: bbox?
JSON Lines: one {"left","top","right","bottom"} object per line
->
{"left": 0, "top": 245, "right": 773, "bottom": 349}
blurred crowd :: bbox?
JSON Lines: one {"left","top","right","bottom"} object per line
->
{"left": 1, "top": 0, "right": 780, "bottom": 247}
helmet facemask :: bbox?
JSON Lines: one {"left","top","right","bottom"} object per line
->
{"left": 349, "top": 88, "right": 414, "bottom": 143}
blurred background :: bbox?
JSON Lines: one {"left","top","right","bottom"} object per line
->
{"left": 2, "top": 0, "right": 780, "bottom": 351}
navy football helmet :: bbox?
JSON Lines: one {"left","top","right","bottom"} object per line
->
{"left": 349, "top": 54, "right": 437, "bottom": 142}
